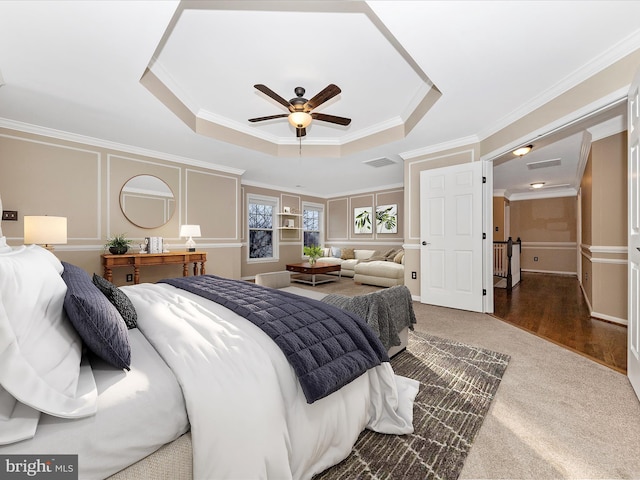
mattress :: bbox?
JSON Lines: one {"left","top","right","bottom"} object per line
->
{"left": 0, "top": 329, "right": 189, "bottom": 479}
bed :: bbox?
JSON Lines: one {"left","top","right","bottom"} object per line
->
{"left": 0, "top": 240, "right": 419, "bottom": 479}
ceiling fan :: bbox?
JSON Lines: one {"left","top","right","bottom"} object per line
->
{"left": 248, "top": 84, "right": 351, "bottom": 137}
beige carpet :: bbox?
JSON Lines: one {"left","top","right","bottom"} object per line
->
{"left": 293, "top": 278, "right": 640, "bottom": 479}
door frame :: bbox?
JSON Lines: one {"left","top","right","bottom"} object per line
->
{"left": 483, "top": 159, "right": 494, "bottom": 313}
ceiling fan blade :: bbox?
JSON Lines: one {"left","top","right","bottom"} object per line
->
{"left": 311, "top": 112, "right": 351, "bottom": 126}
{"left": 248, "top": 114, "right": 288, "bottom": 122}
{"left": 296, "top": 127, "right": 306, "bottom": 138}
{"left": 305, "top": 84, "right": 341, "bottom": 110}
{"left": 254, "top": 84, "right": 293, "bottom": 111}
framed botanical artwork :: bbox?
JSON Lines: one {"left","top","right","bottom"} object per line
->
{"left": 354, "top": 206, "right": 373, "bottom": 234}
{"left": 376, "top": 204, "right": 398, "bottom": 234}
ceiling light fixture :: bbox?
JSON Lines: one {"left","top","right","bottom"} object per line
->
{"left": 288, "top": 111, "right": 312, "bottom": 129}
{"left": 530, "top": 182, "right": 546, "bottom": 189}
{"left": 513, "top": 145, "right": 533, "bottom": 156}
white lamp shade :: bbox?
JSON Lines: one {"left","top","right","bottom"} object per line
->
{"left": 288, "top": 111, "right": 312, "bottom": 128}
{"left": 24, "top": 216, "right": 67, "bottom": 245}
{"left": 179, "top": 225, "right": 201, "bottom": 238}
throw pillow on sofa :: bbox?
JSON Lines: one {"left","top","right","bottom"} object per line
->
{"left": 341, "top": 248, "right": 355, "bottom": 260}
{"left": 393, "top": 250, "right": 405, "bottom": 264}
{"left": 331, "top": 247, "right": 342, "bottom": 258}
{"left": 382, "top": 248, "right": 397, "bottom": 259}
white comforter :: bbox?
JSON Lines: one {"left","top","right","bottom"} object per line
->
{"left": 122, "top": 283, "right": 419, "bottom": 480}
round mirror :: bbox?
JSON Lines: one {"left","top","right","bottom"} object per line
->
{"left": 120, "top": 175, "right": 175, "bottom": 229}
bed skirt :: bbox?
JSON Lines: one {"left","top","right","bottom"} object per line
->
{"left": 107, "top": 433, "right": 192, "bottom": 480}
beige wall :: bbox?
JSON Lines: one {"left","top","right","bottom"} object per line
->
{"left": 0, "top": 128, "right": 243, "bottom": 284}
{"left": 509, "top": 196, "right": 578, "bottom": 274}
{"left": 581, "top": 149, "right": 593, "bottom": 247}
{"left": 493, "top": 196, "right": 507, "bottom": 241}
{"left": 240, "top": 184, "right": 327, "bottom": 278}
{"left": 580, "top": 132, "right": 628, "bottom": 323}
{"left": 326, "top": 188, "right": 404, "bottom": 245}
{"left": 239, "top": 185, "right": 404, "bottom": 279}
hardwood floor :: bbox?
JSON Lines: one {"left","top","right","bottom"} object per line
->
{"left": 493, "top": 272, "right": 627, "bottom": 373}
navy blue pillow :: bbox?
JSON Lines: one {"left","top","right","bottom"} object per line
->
{"left": 92, "top": 274, "right": 137, "bottom": 329}
{"left": 61, "top": 262, "right": 131, "bottom": 370}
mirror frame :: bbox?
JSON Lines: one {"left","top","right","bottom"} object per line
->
{"left": 119, "top": 175, "right": 176, "bottom": 229}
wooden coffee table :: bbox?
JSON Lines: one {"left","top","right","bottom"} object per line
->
{"left": 286, "top": 262, "right": 341, "bottom": 286}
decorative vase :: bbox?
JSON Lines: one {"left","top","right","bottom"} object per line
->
{"left": 309, "top": 257, "right": 317, "bottom": 266}
{"left": 109, "top": 246, "right": 128, "bottom": 255}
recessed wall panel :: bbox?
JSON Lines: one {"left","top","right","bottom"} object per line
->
{"left": 186, "top": 169, "right": 238, "bottom": 240}
{"left": 0, "top": 134, "right": 100, "bottom": 240}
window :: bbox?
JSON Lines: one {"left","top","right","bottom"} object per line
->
{"left": 302, "top": 203, "right": 323, "bottom": 251}
{"left": 248, "top": 195, "right": 278, "bottom": 261}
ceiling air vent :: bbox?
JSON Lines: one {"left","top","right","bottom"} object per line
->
{"left": 526, "top": 158, "right": 561, "bottom": 170}
{"left": 363, "top": 157, "right": 395, "bottom": 168}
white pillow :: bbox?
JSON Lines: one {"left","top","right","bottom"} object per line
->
{"left": 0, "top": 245, "right": 97, "bottom": 428}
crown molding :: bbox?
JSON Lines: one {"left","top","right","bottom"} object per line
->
{"left": 400, "top": 135, "right": 479, "bottom": 161}
{"left": 0, "top": 117, "right": 246, "bottom": 176}
{"left": 240, "top": 178, "right": 404, "bottom": 200}
{"left": 477, "top": 30, "right": 640, "bottom": 141}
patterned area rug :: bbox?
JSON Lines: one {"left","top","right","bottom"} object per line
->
{"left": 315, "top": 331, "right": 510, "bottom": 480}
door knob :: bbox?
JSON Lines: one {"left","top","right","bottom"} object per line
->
{"left": 422, "top": 241, "right": 430, "bottom": 246}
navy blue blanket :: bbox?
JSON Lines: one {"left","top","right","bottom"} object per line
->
{"left": 158, "top": 275, "right": 389, "bottom": 403}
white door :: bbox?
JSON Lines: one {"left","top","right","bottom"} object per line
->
{"left": 420, "top": 162, "right": 484, "bottom": 312}
{"left": 628, "top": 68, "right": 640, "bottom": 399}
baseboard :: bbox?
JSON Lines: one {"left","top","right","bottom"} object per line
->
{"left": 590, "top": 311, "right": 627, "bottom": 326}
{"left": 579, "top": 282, "right": 627, "bottom": 326}
{"left": 521, "top": 269, "right": 577, "bottom": 276}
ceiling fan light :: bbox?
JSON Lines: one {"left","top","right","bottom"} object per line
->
{"left": 513, "top": 145, "right": 533, "bottom": 156}
{"left": 288, "top": 111, "right": 312, "bottom": 129}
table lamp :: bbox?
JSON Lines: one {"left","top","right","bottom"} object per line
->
{"left": 179, "top": 224, "right": 201, "bottom": 252}
{"left": 24, "top": 216, "right": 67, "bottom": 251}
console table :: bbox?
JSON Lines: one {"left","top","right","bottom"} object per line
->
{"left": 101, "top": 251, "right": 207, "bottom": 284}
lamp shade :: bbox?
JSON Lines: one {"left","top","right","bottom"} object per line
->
{"left": 288, "top": 111, "right": 312, "bottom": 129}
{"left": 179, "top": 224, "right": 201, "bottom": 252}
{"left": 179, "top": 225, "right": 201, "bottom": 238}
{"left": 24, "top": 216, "right": 67, "bottom": 247}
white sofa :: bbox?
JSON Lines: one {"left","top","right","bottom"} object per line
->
{"left": 315, "top": 249, "right": 377, "bottom": 278}
{"left": 354, "top": 259, "right": 404, "bottom": 288}
{"left": 316, "top": 248, "right": 405, "bottom": 288}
